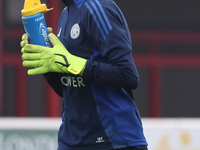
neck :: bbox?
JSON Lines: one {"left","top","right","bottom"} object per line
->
{"left": 62, "top": 0, "right": 85, "bottom": 6}
{"left": 61, "top": 0, "right": 73, "bottom": 6}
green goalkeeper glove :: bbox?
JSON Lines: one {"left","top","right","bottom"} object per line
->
{"left": 20, "top": 34, "right": 28, "bottom": 48}
{"left": 21, "top": 33, "right": 87, "bottom": 75}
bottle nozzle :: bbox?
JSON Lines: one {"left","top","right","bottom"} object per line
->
{"left": 21, "top": 0, "right": 53, "bottom": 17}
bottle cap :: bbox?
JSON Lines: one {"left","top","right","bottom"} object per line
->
{"left": 21, "top": 0, "right": 53, "bottom": 17}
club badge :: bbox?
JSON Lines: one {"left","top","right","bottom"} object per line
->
{"left": 70, "top": 23, "right": 80, "bottom": 39}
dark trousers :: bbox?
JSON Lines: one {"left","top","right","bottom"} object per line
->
{"left": 115, "top": 145, "right": 148, "bottom": 150}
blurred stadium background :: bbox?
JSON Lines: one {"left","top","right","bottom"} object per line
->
{"left": 0, "top": 0, "right": 200, "bottom": 150}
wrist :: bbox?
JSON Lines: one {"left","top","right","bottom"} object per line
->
{"left": 79, "top": 60, "right": 87, "bottom": 76}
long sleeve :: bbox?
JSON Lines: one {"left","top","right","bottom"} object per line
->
{"left": 43, "top": 73, "right": 63, "bottom": 97}
{"left": 82, "top": 0, "right": 139, "bottom": 89}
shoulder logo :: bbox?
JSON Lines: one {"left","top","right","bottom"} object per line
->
{"left": 70, "top": 23, "right": 80, "bottom": 39}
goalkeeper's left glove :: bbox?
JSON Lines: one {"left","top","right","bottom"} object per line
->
{"left": 21, "top": 33, "right": 87, "bottom": 75}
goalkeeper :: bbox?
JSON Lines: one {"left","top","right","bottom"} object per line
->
{"left": 21, "top": 0, "right": 148, "bottom": 150}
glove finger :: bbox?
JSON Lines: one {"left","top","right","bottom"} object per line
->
{"left": 47, "top": 27, "right": 53, "bottom": 33}
{"left": 20, "top": 40, "right": 25, "bottom": 48}
{"left": 22, "top": 60, "right": 43, "bottom": 68}
{"left": 22, "top": 53, "right": 41, "bottom": 61}
{"left": 21, "top": 34, "right": 29, "bottom": 48}
{"left": 23, "top": 44, "right": 47, "bottom": 53}
{"left": 48, "top": 33, "right": 62, "bottom": 47}
{"left": 21, "top": 40, "right": 29, "bottom": 47}
{"left": 27, "top": 67, "right": 47, "bottom": 75}
{"left": 22, "top": 34, "right": 28, "bottom": 40}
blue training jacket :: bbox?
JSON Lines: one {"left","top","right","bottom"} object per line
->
{"left": 44, "top": 0, "right": 147, "bottom": 149}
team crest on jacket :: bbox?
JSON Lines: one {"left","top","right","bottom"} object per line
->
{"left": 70, "top": 23, "right": 80, "bottom": 39}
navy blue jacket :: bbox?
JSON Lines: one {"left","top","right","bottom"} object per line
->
{"left": 45, "top": 0, "right": 147, "bottom": 149}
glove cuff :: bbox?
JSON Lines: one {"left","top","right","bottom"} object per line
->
{"left": 66, "top": 58, "right": 87, "bottom": 75}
